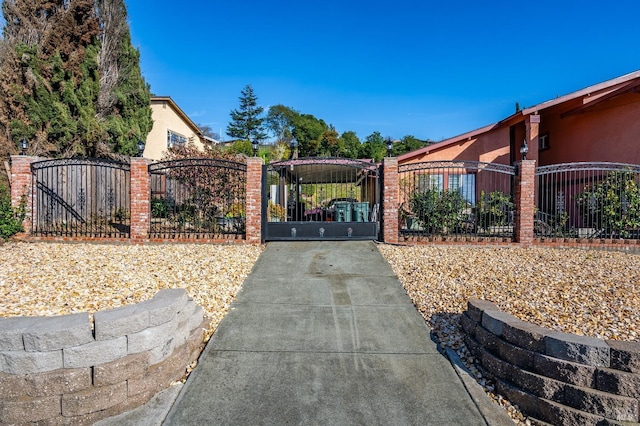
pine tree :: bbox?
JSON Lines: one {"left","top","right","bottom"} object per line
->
{"left": 226, "top": 85, "right": 267, "bottom": 143}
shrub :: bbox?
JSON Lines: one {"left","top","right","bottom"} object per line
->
{"left": 268, "top": 201, "right": 286, "bottom": 221}
{"left": 410, "top": 189, "right": 467, "bottom": 234}
{"left": 0, "top": 183, "right": 26, "bottom": 240}
{"left": 151, "top": 197, "right": 171, "bottom": 218}
{"left": 475, "top": 190, "right": 514, "bottom": 229}
{"left": 575, "top": 170, "right": 640, "bottom": 237}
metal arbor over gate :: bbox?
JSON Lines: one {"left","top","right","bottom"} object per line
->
{"left": 263, "top": 158, "right": 380, "bottom": 241}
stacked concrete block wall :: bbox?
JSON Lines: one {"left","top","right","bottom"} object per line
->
{"left": 462, "top": 298, "right": 640, "bottom": 425}
{"left": 0, "top": 289, "right": 207, "bottom": 425}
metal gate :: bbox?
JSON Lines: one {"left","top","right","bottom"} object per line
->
{"left": 263, "top": 158, "right": 380, "bottom": 241}
{"left": 31, "top": 158, "right": 131, "bottom": 237}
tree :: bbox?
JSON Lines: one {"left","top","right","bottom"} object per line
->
{"left": 360, "top": 131, "right": 386, "bottom": 161}
{"left": 265, "top": 104, "right": 298, "bottom": 143}
{"left": 226, "top": 84, "right": 267, "bottom": 143}
{"left": 0, "top": 0, "right": 103, "bottom": 157}
{"left": 319, "top": 125, "right": 340, "bottom": 156}
{"left": 94, "top": 0, "right": 152, "bottom": 156}
{"left": 197, "top": 123, "right": 216, "bottom": 139}
{"left": 339, "top": 131, "right": 361, "bottom": 159}
{"left": 291, "top": 113, "right": 327, "bottom": 157}
{"left": 0, "top": 0, "right": 152, "bottom": 158}
{"left": 394, "top": 135, "right": 425, "bottom": 156}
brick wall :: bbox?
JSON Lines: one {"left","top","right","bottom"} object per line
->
{"left": 0, "top": 289, "right": 207, "bottom": 424}
{"left": 9, "top": 155, "right": 37, "bottom": 231}
{"left": 245, "top": 157, "right": 263, "bottom": 244}
{"left": 514, "top": 160, "right": 535, "bottom": 247}
{"left": 129, "top": 158, "right": 151, "bottom": 242}
{"left": 382, "top": 158, "right": 399, "bottom": 244}
{"left": 462, "top": 299, "right": 640, "bottom": 425}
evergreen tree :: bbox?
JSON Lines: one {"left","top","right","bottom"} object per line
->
{"left": 226, "top": 85, "right": 267, "bottom": 143}
{"left": 95, "top": 0, "right": 152, "bottom": 156}
{"left": 0, "top": 0, "right": 103, "bottom": 156}
{"left": 0, "top": 0, "right": 151, "bottom": 158}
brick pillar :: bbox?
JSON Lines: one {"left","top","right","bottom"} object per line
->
{"left": 514, "top": 160, "right": 536, "bottom": 247}
{"left": 523, "top": 114, "right": 540, "bottom": 164}
{"left": 10, "top": 155, "right": 38, "bottom": 233}
{"left": 129, "top": 158, "right": 150, "bottom": 242}
{"left": 245, "top": 157, "right": 263, "bottom": 244}
{"left": 382, "top": 157, "right": 399, "bottom": 244}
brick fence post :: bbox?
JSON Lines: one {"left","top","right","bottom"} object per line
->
{"left": 10, "top": 155, "right": 39, "bottom": 233}
{"left": 245, "top": 157, "right": 262, "bottom": 244}
{"left": 382, "top": 157, "right": 399, "bottom": 244}
{"left": 129, "top": 158, "right": 150, "bottom": 242}
{"left": 514, "top": 160, "right": 536, "bottom": 247}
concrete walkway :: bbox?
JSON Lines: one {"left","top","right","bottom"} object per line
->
{"left": 162, "top": 241, "right": 511, "bottom": 425}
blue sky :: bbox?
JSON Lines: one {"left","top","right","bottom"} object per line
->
{"left": 127, "top": 1, "right": 640, "bottom": 142}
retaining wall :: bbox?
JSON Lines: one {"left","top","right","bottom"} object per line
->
{"left": 462, "top": 298, "right": 640, "bottom": 425}
{"left": 0, "top": 289, "right": 206, "bottom": 425}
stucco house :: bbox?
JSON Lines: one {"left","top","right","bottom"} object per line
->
{"left": 143, "top": 96, "right": 212, "bottom": 160}
{"left": 398, "top": 70, "right": 640, "bottom": 167}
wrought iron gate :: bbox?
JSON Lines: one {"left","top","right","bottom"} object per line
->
{"left": 263, "top": 158, "right": 380, "bottom": 241}
{"left": 31, "top": 158, "right": 131, "bottom": 237}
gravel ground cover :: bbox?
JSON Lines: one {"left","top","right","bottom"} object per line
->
{"left": 378, "top": 244, "right": 640, "bottom": 424}
{"left": 0, "top": 242, "right": 263, "bottom": 341}
{"left": 2, "top": 241, "right": 639, "bottom": 424}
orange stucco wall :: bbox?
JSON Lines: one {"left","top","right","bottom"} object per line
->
{"left": 538, "top": 92, "right": 640, "bottom": 165}
{"left": 402, "top": 127, "right": 511, "bottom": 165}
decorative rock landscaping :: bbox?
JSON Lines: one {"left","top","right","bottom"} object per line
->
{"left": 0, "top": 289, "right": 206, "bottom": 424}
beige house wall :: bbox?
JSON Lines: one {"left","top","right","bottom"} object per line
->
{"left": 143, "top": 97, "right": 205, "bottom": 161}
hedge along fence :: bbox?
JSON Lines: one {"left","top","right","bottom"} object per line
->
{"left": 462, "top": 299, "right": 640, "bottom": 425}
{"left": 0, "top": 289, "right": 207, "bottom": 424}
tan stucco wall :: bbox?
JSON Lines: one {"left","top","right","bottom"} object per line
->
{"left": 144, "top": 100, "right": 205, "bottom": 161}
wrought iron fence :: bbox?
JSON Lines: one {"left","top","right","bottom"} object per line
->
{"left": 535, "top": 162, "right": 640, "bottom": 239}
{"left": 148, "top": 158, "right": 247, "bottom": 239}
{"left": 31, "top": 158, "right": 131, "bottom": 237}
{"left": 398, "top": 161, "right": 516, "bottom": 238}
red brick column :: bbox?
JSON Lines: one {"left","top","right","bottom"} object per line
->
{"left": 129, "top": 158, "right": 150, "bottom": 242}
{"left": 245, "top": 157, "right": 263, "bottom": 244}
{"left": 382, "top": 158, "right": 399, "bottom": 244}
{"left": 514, "top": 160, "right": 536, "bottom": 246}
{"left": 10, "top": 155, "right": 39, "bottom": 233}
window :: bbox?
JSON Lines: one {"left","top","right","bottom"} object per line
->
{"left": 167, "top": 130, "right": 187, "bottom": 148}
{"left": 417, "top": 174, "right": 443, "bottom": 192}
{"left": 449, "top": 174, "right": 476, "bottom": 204}
{"left": 539, "top": 133, "right": 550, "bottom": 150}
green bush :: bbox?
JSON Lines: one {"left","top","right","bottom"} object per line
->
{"left": 576, "top": 170, "right": 640, "bottom": 237}
{"left": 410, "top": 189, "right": 467, "bottom": 234}
{"left": 475, "top": 190, "right": 513, "bottom": 229}
{"left": 0, "top": 183, "right": 26, "bottom": 240}
{"left": 151, "top": 197, "right": 171, "bottom": 218}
